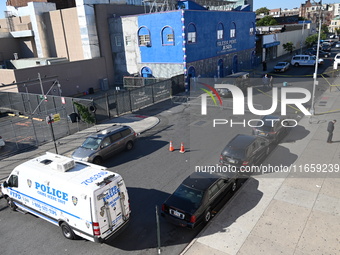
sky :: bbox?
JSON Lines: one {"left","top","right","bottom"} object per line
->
{"left": 0, "top": 1, "right": 337, "bottom": 19}
{"left": 0, "top": 0, "right": 6, "bottom": 19}
{"left": 254, "top": 0, "right": 334, "bottom": 11}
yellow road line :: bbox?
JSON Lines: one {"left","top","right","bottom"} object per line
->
{"left": 315, "top": 109, "right": 340, "bottom": 115}
{"left": 256, "top": 88, "right": 302, "bottom": 113}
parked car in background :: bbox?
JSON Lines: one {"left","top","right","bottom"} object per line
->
{"left": 161, "top": 171, "right": 238, "bottom": 228}
{"left": 219, "top": 134, "right": 270, "bottom": 172}
{"left": 334, "top": 53, "right": 340, "bottom": 65}
{"left": 252, "top": 115, "right": 290, "bottom": 144}
{"left": 0, "top": 136, "right": 5, "bottom": 148}
{"left": 273, "top": 62, "right": 290, "bottom": 72}
{"left": 321, "top": 43, "right": 332, "bottom": 52}
{"left": 72, "top": 125, "right": 136, "bottom": 165}
{"left": 216, "top": 72, "right": 250, "bottom": 97}
{"left": 291, "top": 55, "right": 324, "bottom": 66}
{"left": 304, "top": 49, "right": 330, "bottom": 58}
{"left": 335, "top": 42, "right": 340, "bottom": 48}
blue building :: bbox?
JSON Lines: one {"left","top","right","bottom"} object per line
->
{"left": 111, "top": 1, "right": 256, "bottom": 84}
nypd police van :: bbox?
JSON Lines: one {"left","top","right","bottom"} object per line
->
{"left": 0, "top": 152, "right": 130, "bottom": 243}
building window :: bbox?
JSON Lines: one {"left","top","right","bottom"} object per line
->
{"left": 230, "top": 22, "right": 236, "bottom": 38}
{"left": 217, "top": 22, "right": 224, "bottom": 40}
{"left": 162, "top": 26, "right": 175, "bottom": 46}
{"left": 187, "top": 23, "right": 197, "bottom": 44}
{"left": 139, "top": 35, "right": 150, "bottom": 46}
{"left": 125, "top": 36, "right": 132, "bottom": 46}
{"left": 138, "top": 26, "right": 151, "bottom": 46}
{"left": 115, "top": 36, "right": 122, "bottom": 47}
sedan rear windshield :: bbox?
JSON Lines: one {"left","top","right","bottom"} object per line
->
{"left": 81, "top": 137, "right": 102, "bottom": 150}
{"left": 173, "top": 184, "right": 203, "bottom": 208}
{"left": 222, "top": 146, "right": 245, "bottom": 159}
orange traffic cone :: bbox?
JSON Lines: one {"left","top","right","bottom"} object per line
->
{"left": 169, "top": 141, "right": 175, "bottom": 152}
{"left": 179, "top": 142, "right": 185, "bottom": 153}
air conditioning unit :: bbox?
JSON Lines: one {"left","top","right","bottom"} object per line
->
{"left": 49, "top": 156, "right": 76, "bottom": 172}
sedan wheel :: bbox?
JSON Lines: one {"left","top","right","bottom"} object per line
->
{"left": 231, "top": 182, "right": 237, "bottom": 192}
{"left": 204, "top": 210, "right": 211, "bottom": 223}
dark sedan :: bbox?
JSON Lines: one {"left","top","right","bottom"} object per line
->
{"left": 252, "top": 115, "right": 289, "bottom": 144}
{"left": 219, "top": 134, "right": 270, "bottom": 173}
{"left": 161, "top": 171, "right": 238, "bottom": 228}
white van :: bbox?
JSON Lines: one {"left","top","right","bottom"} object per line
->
{"left": 0, "top": 152, "right": 130, "bottom": 243}
{"left": 291, "top": 55, "right": 324, "bottom": 66}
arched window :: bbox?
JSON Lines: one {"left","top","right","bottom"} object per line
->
{"left": 217, "top": 22, "right": 224, "bottom": 40}
{"left": 187, "top": 23, "right": 197, "bottom": 44}
{"left": 141, "top": 66, "right": 153, "bottom": 77}
{"left": 230, "top": 22, "right": 236, "bottom": 38}
{"left": 138, "top": 26, "right": 151, "bottom": 47}
{"left": 161, "top": 26, "right": 175, "bottom": 46}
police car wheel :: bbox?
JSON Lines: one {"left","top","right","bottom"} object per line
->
{"left": 61, "top": 223, "right": 75, "bottom": 240}
{"left": 6, "top": 197, "right": 17, "bottom": 211}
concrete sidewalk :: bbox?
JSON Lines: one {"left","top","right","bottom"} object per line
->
{"left": 180, "top": 79, "right": 340, "bottom": 253}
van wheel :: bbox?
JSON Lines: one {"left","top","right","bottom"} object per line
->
{"left": 294, "top": 63, "right": 299, "bottom": 67}
{"left": 6, "top": 197, "right": 17, "bottom": 211}
{"left": 125, "top": 141, "right": 134, "bottom": 151}
{"left": 93, "top": 157, "right": 103, "bottom": 165}
{"left": 204, "top": 209, "right": 211, "bottom": 223}
{"left": 61, "top": 223, "right": 75, "bottom": 240}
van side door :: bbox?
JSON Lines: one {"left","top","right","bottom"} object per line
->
{"left": 99, "top": 136, "right": 113, "bottom": 160}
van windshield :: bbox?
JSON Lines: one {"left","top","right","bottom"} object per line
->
{"left": 81, "top": 137, "right": 102, "bottom": 150}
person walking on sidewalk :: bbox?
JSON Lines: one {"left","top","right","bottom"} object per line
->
{"left": 327, "top": 120, "right": 336, "bottom": 143}
{"left": 270, "top": 76, "right": 274, "bottom": 87}
{"left": 262, "top": 74, "right": 270, "bottom": 87}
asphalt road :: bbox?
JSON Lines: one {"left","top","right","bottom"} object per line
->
{"left": 0, "top": 50, "right": 338, "bottom": 255}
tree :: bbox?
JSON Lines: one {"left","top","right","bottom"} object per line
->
{"left": 282, "top": 42, "right": 295, "bottom": 54}
{"left": 256, "top": 16, "right": 278, "bottom": 26}
{"left": 321, "top": 24, "right": 329, "bottom": 34}
{"left": 305, "top": 33, "right": 327, "bottom": 47}
{"left": 73, "top": 102, "right": 95, "bottom": 124}
{"left": 256, "top": 7, "right": 270, "bottom": 15}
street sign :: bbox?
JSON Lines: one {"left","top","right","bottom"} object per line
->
{"left": 53, "top": 113, "right": 61, "bottom": 122}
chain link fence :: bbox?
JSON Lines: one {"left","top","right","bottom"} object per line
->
{"left": 0, "top": 74, "right": 185, "bottom": 154}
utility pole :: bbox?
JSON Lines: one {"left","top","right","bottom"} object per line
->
{"left": 311, "top": 0, "right": 323, "bottom": 115}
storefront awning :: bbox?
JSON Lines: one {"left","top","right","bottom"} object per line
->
{"left": 263, "top": 41, "right": 280, "bottom": 48}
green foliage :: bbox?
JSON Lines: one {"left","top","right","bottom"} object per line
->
{"left": 255, "top": 7, "right": 270, "bottom": 15}
{"left": 321, "top": 24, "right": 329, "bottom": 34}
{"left": 73, "top": 102, "right": 95, "bottom": 124}
{"left": 305, "top": 33, "right": 327, "bottom": 47}
{"left": 282, "top": 42, "right": 295, "bottom": 54}
{"left": 256, "top": 16, "right": 278, "bottom": 26}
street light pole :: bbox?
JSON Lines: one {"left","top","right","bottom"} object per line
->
{"left": 311, "top": 1, "right": 323, "bottom": 115}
